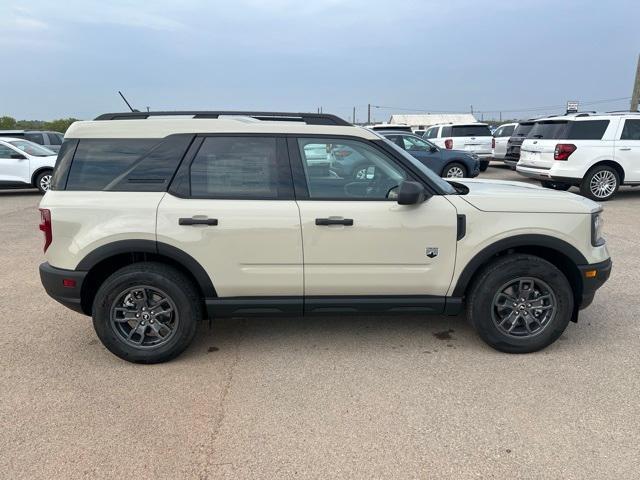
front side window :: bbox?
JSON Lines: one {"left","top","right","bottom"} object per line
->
{"left": 401, "top": 135, "right": 431, "bottom": 151}
{"left": 190, "top": 137, "right": 280, "bottom": 199}
{"left": 8, "top": 140, "right": 55, "bottom": 157}
{"left": 620, "top": 119, "right": 640, "bottom": 140}
{"left": 298, "top": 138, "right": 407, "bottom": 200}
{"left": 493, "top": 127, "right": 504, "bottom": 137}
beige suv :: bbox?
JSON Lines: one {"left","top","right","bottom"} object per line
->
{"left": 39, "top": 111, "right": 612, "bottom": 363}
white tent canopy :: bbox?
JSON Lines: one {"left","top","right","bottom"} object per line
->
{"left": 389, "top": 113, "right": 478, "bottom": 129}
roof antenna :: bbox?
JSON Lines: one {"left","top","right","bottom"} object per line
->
{"left": 118, "top": 91, "right": 139, "bottom": 112}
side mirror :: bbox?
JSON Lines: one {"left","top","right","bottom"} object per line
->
{"left": 10, "top": 153, "right": 27, "bottom": 160}
{"left": 397, "top": 180, "right": 429, "bottom": 205}
{"left": 429, "top": 146, "right": 438, "bottom": 153}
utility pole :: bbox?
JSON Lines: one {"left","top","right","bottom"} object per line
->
{"left": 470, "top": 105, "right": 474, "bottom": 115}
{"left": 499, "top": 111, "right": 502, "bottom": 122}
{"left": 353, "top": 106, "right": 356, "bottom": 124}
{"left": 631, "top": 54, "right": 640, "bottom": 112}
{"left": 367, "top": 103, "right": 371, "bottom": 124}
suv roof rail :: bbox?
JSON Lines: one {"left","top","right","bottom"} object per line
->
{"left": 94, "top": 111, "right": 351, "bottom": 126}
{"left": 605, "top": 110, "right": 640, "bottom": 115}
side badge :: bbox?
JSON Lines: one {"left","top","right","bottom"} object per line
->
{"left": 426, "top": 247, "right": 439, "bottom": 258}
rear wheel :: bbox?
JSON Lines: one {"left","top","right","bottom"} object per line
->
{"left": 540, "top": 180, "right": 571, "bottom": 191}
{"left": 580, "top": 166, "right": 620, "bottom": 201}
{"left": 92, "top": 262, "right": 201, "bottom": 363}
{"left": 35, "top": 170, "right": 53, "bottom": 194}
{"left": 442, "top": 162, "right": 467, "bottom": 178}
{"left": 467, "top": 254, "right": 573, "bottom": 353}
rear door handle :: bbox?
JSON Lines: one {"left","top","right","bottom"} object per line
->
{"left": 619, "top": 147, "right": 631, "bottom": 151}
{"left": 315, "top": 217, "right": 354, "bottom": 226}
{"left": 179, "top": 217, "right": 218, "bottom": 226}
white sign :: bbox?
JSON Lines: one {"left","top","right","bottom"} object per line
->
{"left": 566, "top": 101, "right": 579, "bottom": 113}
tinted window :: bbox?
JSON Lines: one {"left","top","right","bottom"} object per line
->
{"left": 190, "top": 137, "right": 279, "bottom": 199}
{"left": 441, "top": 126, "right": 452, "bottom": 137}
{"left": 47, "top": 133, "right": 62, "bottom": 145}
{"left": 8, "top": 140, "right": 55, "bottom": 156}
{"left": 66, "top": 139, "right": 159, "bottom": 190}
{"left": 424, "top": 127, "right": 437, "bottom": 139}
{"left": 501, "top": 125, "right": 515, "bottom": 137}
{"left": 0, "top": 145, "right": 17, "bottom": 158}
{"left": 25, "top": 133, "right": 44, "bottom": 144}
{"left": 451, "top": 125, "right": 492, "bottom": 137}
{"left": 620, "top": 119, "right": 640, "bottom": 140}
{"left": 528, "top": 121, "right": 569, "bottom": 139}
{"left": 401, "top": 135, "right": 431, "bottom": 151}
{"left": 513, "top": 123, "right": 534, "bottom": 137}
{"left": 567, "top": 120, "right": 609, "bottom": 140}
{"left": 298, "top": 138, "right": 406, "bottom": 200}
{"left": 493, "top": 127, "right": 503, "bottom": 137}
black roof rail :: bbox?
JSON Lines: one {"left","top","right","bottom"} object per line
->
{"left": 605, "top": 110, "right": 640, "bottom": 114}
{"left": 93, "top": 111, "right": 351, "bottom": 126}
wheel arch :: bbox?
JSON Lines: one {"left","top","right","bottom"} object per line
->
{"left": 453, "top": 234, "right": 586, "bottom": 320}
{"left": 587, "top": 160, "right": 625, "bottom": 183}
{"left": 77, "top": 240, "right": 215, "bottom": 315}
{"left": 31, "top": 166, "right": 53, "bottom": 186}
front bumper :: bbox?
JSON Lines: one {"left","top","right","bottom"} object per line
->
{"left": 39, "top": 262, "right": 88, "bottom": 315}
{"left": 577, "top": 258, "right": 612, "bottom": 309}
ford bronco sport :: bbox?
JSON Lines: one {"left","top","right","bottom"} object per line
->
{"left": 39, "top": 111, "right": 612, "bottom": 363}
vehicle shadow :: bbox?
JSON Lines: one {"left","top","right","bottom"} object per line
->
{"left": 0, "top": 189, "right": 40, "bottom": 196}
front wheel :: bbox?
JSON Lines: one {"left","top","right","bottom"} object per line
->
{"left": 92, "top": 262, "right": 202, "bottom": 363}
{"left": 467, "top": 254, "right": 573, "bottom": 353}
{"left": 580, "top": 166, "right": 620, "bottom": 201}
{"left": 442, "top": 162, "right": 467, "bottom": 178}
{"left": 35, "top": 170, "right": 53, "bottom": 194}
{"left": 479, "top": 160, "right": 489, "bottom": 172}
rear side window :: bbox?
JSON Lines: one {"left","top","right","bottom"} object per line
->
{"left": 620, "top": 119, "right": 640, "bottom": 140}
{"left": 451, "top": 125, "right": 492, "bottom": 137}
{"left": 47, "top": 133, "right": 62, "bottom": 145}
{"left": 566, "top": 120, "right": 609, "bottom": 140}
{"left": 66, "top": 139, "right": 159, "bottom": 190}
{"left": 189, "top": 137, "right": 280, "bottom": 199}
{"left": 501, "top": 125, "right": 515, "bottom": 137}
{"left": 528, "top": 121, "right": 569, "bottom": 139}
{"left": 25, "top": 132, "right": 44, "bottom": 145}
{"left": 441, "top": 126, "right": 452, "bottom": 137}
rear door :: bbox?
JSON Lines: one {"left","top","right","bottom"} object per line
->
{"left": 615, "top": 118, "right": 640, "bottom": 182}
{"left": 156, "top": 135, "right": 303, "bottom": 311}
{"left": 493, "top": 124, "right": 515, "bottom": 159}
{"left": 291, "top": 136, "right": 458, "bottom": 311}
{"left": 451, "top": 124, "right": 492, "bottom": 154}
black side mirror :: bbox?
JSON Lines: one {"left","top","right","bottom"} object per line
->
{"left": 10, "top": 153, "right": 26, "bottom": 160}
{"left": 397, "top": 180, "right": 429, "bottom": 205}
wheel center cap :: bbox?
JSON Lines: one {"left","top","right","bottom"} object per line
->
{"left": 142, "top": 313, "right": 150, "bottom": 320}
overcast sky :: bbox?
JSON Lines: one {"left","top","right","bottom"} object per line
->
{"left": 1, "top": 0, "right": 638, "bottom": 122}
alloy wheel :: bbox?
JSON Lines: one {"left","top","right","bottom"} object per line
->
{"left": 491, "top": 277, "right": 557, "bottom": 338}
{"left": 589, "top": 170, "right": 617, "bottom": 199}
{"left": 445, "top": 166, "right": 464, "bottom": 178}
{"left": 39, "top": 174, "right": 52, "bottom": 192}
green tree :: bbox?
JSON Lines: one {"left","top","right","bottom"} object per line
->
{"left": 0, "top": 116, "right": 17, "bottom": 129}
{"left": 44, "top": 118, "right": 81, "bottom": 133}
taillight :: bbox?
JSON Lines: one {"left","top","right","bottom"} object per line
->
{"left": 444, "top": 139, "right": 453, "bottom": 149}
{"left": 554, "top": 143, "right": 576, "bottom": 160}
{"left": 492, "top": 137, "right": 496, "bottom": 149}
{"left": 39, "top": 208, "right": 52, "bottom": 252}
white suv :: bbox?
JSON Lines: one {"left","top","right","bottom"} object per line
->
{"left": 39, "top": 111, "right": 611, "bottom": 363}
{"left": 0, "top": 137, "right": 57, "bottom": 193}
{"left": 423, "top": 122, "right": 493, "bottom": 171}
{"left": 492, "top": 122, "right": 517, "bottom": 161}
{"left": 516, "top": 112, "right": 640, "bottom": 201}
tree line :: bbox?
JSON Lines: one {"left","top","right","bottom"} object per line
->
{"left": 0, "top": 116, "right": 80, "bottom": 134}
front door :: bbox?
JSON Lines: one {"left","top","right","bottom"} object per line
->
{"left": 156, "top": 135, "right": 303, "bottom": 314}
{"left": 292, "top": 137, "right": 458, "bottom": 312}
{"left": 0, "top": 144, "right": 29, "bottom": 184}
{"left": 615, "top": 118, "right": 640, "bottom": 182}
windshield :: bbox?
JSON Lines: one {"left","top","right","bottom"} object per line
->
{"left": 380, "top": 138, "right": 457, "bottom": 194}
{"left": 8, "top": 140, "right": 55, "bottom": 157}
{"left": 513, "top": 123, "right": 534, "bottom": 137}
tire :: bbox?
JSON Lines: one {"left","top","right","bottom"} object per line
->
{"left": 479, "top": 160, "right": 489, "bottom": 172}
{"left": 92, "top": 262, "right": 202, "bottom": 363}
{"left": 35, "top": 170, "right": 53, "bottom": 194}
{"left": 580, "top": 165, "right": 620, "bottom": 201}
{"left": 540, "top": 180, "right": 571, "bottom": 191}
{"left": 442, "top": 162, "right": 468, "bottom": 179}
{"left": 466, "top": 254, "right": 573, "bottom": 354}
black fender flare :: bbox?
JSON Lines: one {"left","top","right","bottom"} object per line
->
{"left": 31, "top": 166, "right": 54, "bottom": 186}
{"left": 76, "top": 239, "right": 216, "bottom": 297}
{"left": 452, "top": 234, "right": 587, "bottom": 297}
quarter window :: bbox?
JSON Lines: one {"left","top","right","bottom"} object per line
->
{"left": 297, "top": 138, "right": 407, "bottom": 200}
{"left": 620, "top": 119, "right": 640, "bottom": 140}
{"left": 567, "top": 120, "right": 609, "bottom": 140}
{"left": 190, "top": 137, "right": 280, "bottom": 199}
{"left": 0, "top": 145, "right": 17, "bottom": 158}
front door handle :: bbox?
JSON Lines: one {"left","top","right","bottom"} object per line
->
{"left": 315, "top": 217, "right": 354, "bottom": 226}
{"left": 179, "top": 217, "right": 218, "bottom": 226}
{"left": 619, "top": 147, "right": 631, "bottom": 151}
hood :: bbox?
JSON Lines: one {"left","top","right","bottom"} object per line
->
{"left": 441, "top": 148, "right": 474, "bottom": 160}
{"left": 454, "top": 179, "right": 601, "bottom": 214}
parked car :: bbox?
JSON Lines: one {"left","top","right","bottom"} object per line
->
{"left": 422, "top": 122, "right": 493, "bottom": 171}
{"left": 414, "top": 129, "right": 428, "bottom": 137}
{"left": 368, "top": 124, "right": 412, "bottom": 132}
{"left": 492, "top": 123, "right": 517, "bottom": 162}
{"left": 39, "top": 110, "right": 611, "bottom": 363}
{"left": 0, "top": 130, "right": 64, "bottom": 153}
{"left": 378, "top": 131, "right": 480, "bottom": 178}
{"left": 0, "top": 137, "right": 57, "bottom": 193}
{"left": 504, "top": 121, "right": 536, "bottom": 169}
{"left": 516, "top": 112, "right": 640, "bottom": 200}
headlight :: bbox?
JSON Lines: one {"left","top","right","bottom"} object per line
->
{"left": 591, "top": 211, "right": 605, "bottom": 246}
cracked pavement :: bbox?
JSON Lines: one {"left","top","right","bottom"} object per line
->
{"left": 1, "top": 166, "right": 639, "bottom": 479}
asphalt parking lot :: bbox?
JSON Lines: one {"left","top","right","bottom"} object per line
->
{"left": 1, "top": 164, "right": 639, "bottom": 479}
